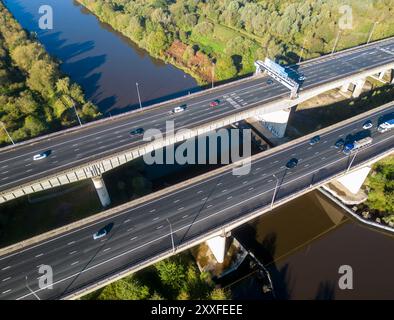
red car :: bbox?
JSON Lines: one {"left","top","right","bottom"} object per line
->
{"left": 210, "top": 99, "right": 220, "bottom": 107}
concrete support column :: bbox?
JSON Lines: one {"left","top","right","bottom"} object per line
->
{"left": 352, "top": 78, "right": 366, "bottom": 98}
{"left": 206, "top": 234, "right": 228, "bottom": 263}
{"left": 340, "top": 82, "right": 351, "bottom": 93}
{"left": 391, "top": 69, "right": 394, "bottom": 84}
{"left": 379, "top": 70, "right": 387, "bottom": 80}
{"left": 255, "top": 108, "right": 291, "bottom": 138}
{"left": 337, "top": 166, "right": 371, "bottom": 194}
{"left": 92, "top": 175, "right": 111, "bottom": 207}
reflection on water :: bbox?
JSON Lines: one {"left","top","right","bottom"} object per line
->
{"left": 4, "top": 0, "right": 198, "bottom": 113}
{"left": 233, "top": 191, "right": 394, "bottom": 299}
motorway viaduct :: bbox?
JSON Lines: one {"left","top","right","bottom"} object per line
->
{"left": 1, "top": 37, "right": 394, "bottom": 205}
{"left": 0, "top": 102, "right": 393, "bottom": 300}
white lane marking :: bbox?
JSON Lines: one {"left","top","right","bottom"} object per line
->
{"left": 26, "top": 169, "right": 32, "bottom": 173}
{"left": 123, "top": 219, "right": 131, "bottom": 224}
{"left": 227, "top": 196, "right": 233, "bottom": 200}
{"left": 197, "top": 190, "right": 203, "bottom": 194}
{"left": 149, "top": 209, "right": 156, "bottom": 213}
{"left": 69, "top": 251, "right": 77, "bottom": 255}
{"left": 207, "top": 204, "right": 213, "bottom": 208}
{"left": 243, "top": 181, "right": 248, "bottom": 184}
{"left": 221, "top": 189, "right": 227, "bottom": 193}
{"left": 2, "top": 277, "right": 11, "bottom": 282}
{"left": 70, "top": 261, "right": 79, "bottom": 266}
{"left": 173, "top": 199, "right": 180, "bottom": 203}
{"left": 103, "top": 248, "right": 111, "bottom": 252}
{"left": 127, "top": 227, "right": 134, "bottom": 232}
{"left": 248, "top": 187, "right": 254, "bottom": 191}
{"left": 2, "top": 289, "right": 11, "bottom": 294}
{"left": 67, "top": 241, "right": 75, "bottom": 246}
{"left": 304, "top": 164, "right": 310, "bottom": 168}
{"left": 156, "top": 225, "right": 163, "bottom": 230}
{"left": 182, "top": 215, "right": 189, "bottom": 219}
{"left": 1, "top": 266, "right": 11, "bottom": 271}
{"left": 177, "top": 207, "right": 184, "bottom": 211}
{"left": 202, "top": 197, "right": 208, "bottom": 201}
{"left": 152, "top": 217, "right": 159, "bottom": 221}
{"left": 130, "top": 236, "right": 138, "bottom": 241}
{"left": 35, "top": 253, "right": 43, "bottom": 258}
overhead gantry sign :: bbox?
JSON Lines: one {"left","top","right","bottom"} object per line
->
{"left": 255, "top": 58, "right": 300, "bottom": 99}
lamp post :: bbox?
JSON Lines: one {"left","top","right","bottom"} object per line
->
{"left": 72, "top": 104, "right": 82, "bottom": 127}
{"left": 367, "top": 21, "right": 378, "bottom": 44}
{"left": 136, "top": 82, "right": 142, "bottom": 110}
{"left": 167, "top": 218, "right": 175, "bottom": 254}
{"left": 298, "top": 36, "right": 308, "bottom": 64}
{"left": 271, "top": 174, "right": 280, "bottom": 209}
{"left": 25, "top": 276, "right": 41, "bottom": 300}
{"left": 331, "top": 30, "right": 341, "bottom": 55}
{"left": 347, "top": 150, "right": 359, "bottom": 173}
{"left": 211, "top": 62, "right": 215, "bottom": 89}
{"left": 0, "top": 121, "right": 15, "bottom": 145}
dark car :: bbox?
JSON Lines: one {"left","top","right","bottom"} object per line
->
{"left": 130, "top": 128, "right": 144, "bottom": 136}
{"left": 286, "top": 158, "right": 299, "bottom": 169}
{"left": 267, "top": 79, "right": 273, "bottom": 85}
{"left": 93, "top": 223, "right": 114, "bottom": 240}
{"left": 334, "top": 139, "right": 345, "bottom": 149}
{"left": 309, "top": 135, "right": 321, "bottom": 145}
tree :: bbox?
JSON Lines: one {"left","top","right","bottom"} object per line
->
{"left": 155, "top": 258, "right": 186, "bottom": 291}
{"left": 215, "top": 56, "right": 237, "bottom": 80}
{"left": 27, "top": 60, "right": 59, "bottom": 98}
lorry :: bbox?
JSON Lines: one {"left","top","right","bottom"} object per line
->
{"left": 342, "top": 137, "right": 373, "bottom": 155}
{"left": 377, "top": 119, "right": 394, "bottom": 133}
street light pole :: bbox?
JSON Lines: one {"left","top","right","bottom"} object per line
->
{"left": 211, "top": 62, "right": 215, "bottom": 89}
{"left": 72, "top": 104, "right": 82, "bottom": 127}
{"left": 0, "top": 121, "right": 15, "bottom": 145}
{"left": 298, "top": 37, "right": 307, "bottom": 64}
{"left": 25, "top": 276, "right": 41, "bottom": 300}
{"left": 271, "top": 174, "right": 280, "bottom": 209}
{"left": 136, "top": 82, "right": 142, "bottom": 110}
{"left": 167, "top": 218, "right": 175, "bottom": 254}
{"left": 367, "top": 21, "right": 378, "bottom": 44}
{"left": 331, "top": 30, "right": 341, "bottom": 55}
{"left": 347, "top": 150, "right": 359, "bottom": 173}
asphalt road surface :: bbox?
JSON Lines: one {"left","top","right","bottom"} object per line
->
{"left": 1, "top": 38, "right": 394, "bottom": 193}
{"left": 0, "top": 104, "right": 393, "bottom": 300}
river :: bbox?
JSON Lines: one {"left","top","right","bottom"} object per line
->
{"left": 3, "top": 0, "right": 198, "bottom": 114}
{"left": 2, "top": 0, "right": 394, "bottom": 300}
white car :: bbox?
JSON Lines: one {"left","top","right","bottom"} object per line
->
{"left": 33, "top": 152, "right": 49, "bottom": 161}
{"left": 172, "top": 105, "right": 187, "bottom": 114}
{"left": 298, "top": 75, "right": 306, "bottom": 81}
{"left": 363, "top": 121, "right": 373, "bottom": 130}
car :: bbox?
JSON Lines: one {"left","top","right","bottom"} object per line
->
{"left": 309, "top": 135, "right": 321, "bottom": 145}
{"left": 93, "top": 223, "right": 114, "bottom": 240}
{"left": 210, "top": 99, "right": 220, "bottom": 107}
{"left": 172, "top": 104, "right": 187, "bottom": 114}
{"left": 334, "top": 139, "right": 345, "bottom": 149}
{"left": 298, "top": 75, "right": 306, "bottom": 81}
{"left": 33, "top": 150, "right": 51, "bottom": 161}
{"left": 93, "top": 228, "right": 107, "bottom": 240}
{"left": 267, "top": 79, "right": 273, "bottom": 85}
{"left": 130, "top": 128, "right": 144, "bottom": 136}
{"left": 286, "top": 158, "right": 299, "bottom": 169}
{"left": 362, "top": 120, "right": 373, "bottom": 130}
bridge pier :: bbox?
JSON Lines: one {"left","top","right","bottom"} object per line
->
{"left": 336, "top": 166, "right": 371, "bottom": 194}
{"left": 352, "top": 78, "right": 366, "bottom": 98}
{"left": 254, "top": 108, "right": 291, "bottom": 138}
{"left": 391, "top": 69, "right": 394, "bottom": 84}
{"left": 206, "top": 232, "right": 230, "bottom": 263}
{"left": 92, "top": 175, "right": 111, "bottom": 207}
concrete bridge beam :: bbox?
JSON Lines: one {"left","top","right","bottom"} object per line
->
{"left": 92, "top": 175, "right": 111, "bottom": 207}
{"left": 336, "top": 166, "right": 371, "bottom": 194}
{"left": 255, "top": 108, "right": 291, "bottom": 138}
{"left": 352, "top": 78, "right": 366, "bottom": 98}
{"left": 340, "top": 82, "right": 351, "bottom": 93}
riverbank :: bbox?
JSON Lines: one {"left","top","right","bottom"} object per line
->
{"left": 0, "top": 1, "right": 100, "bottom": 146}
